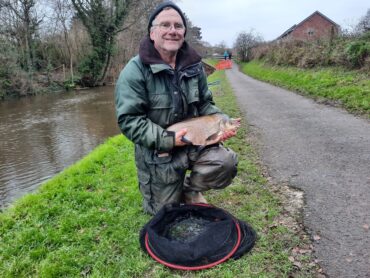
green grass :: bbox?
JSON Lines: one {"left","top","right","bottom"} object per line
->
{"left": 0, "top": 70, "right": 315, "bottom": 277}
{"left": 241, "top": 61, "right": 370, "bottom": 118}
{"left": 203, "top": 58, "right": 218, "bottom": 67}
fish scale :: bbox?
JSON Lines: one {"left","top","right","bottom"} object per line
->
{"left": 166, "top": 114, "right": 240, "bottom": 146}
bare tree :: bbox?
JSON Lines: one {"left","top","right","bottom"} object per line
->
{"left": 51, "top": 0, "right": 75, "bottom": 83}
{"left": 0, "top": 0, "right": 43, "bottom": 72}
{"left": 234, "top": 30, "right": 263, "bottom": 62}
{"left": 355, "top": 8, "right": 370, "bottom": 34}
{"left": 183, "top": 14, "right": 207, "bottom": 56}
{"left": 215, "top": 41, "right": 228, "bottom": 50}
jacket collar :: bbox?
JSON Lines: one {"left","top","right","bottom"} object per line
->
{"left": 139, "top": 36, "right": 202, "bottom": 73}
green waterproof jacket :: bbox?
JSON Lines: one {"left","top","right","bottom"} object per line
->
{"left": 115, "top": 37, "right": 221, "bottom": 152}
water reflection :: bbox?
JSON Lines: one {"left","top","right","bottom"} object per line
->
{"left": 0, "top": 86, "right": 120, "bottom": 208}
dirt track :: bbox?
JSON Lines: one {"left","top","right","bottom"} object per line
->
{"left": 226, "top": 64, "right": 370, "bottom": 277}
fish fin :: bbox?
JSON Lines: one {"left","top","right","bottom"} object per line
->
{"left": 206, "top": 133, "right": 219, "bottom": 142}
{"left": 181, "top": 136, "right": 193, "bottom": 145}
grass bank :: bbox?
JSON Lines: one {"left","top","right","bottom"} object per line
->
{"left": 241, "top": 61, "right": 370, "bottom": 118}
{"left": 0, "top": 69, "right": 316, "bottom": 277}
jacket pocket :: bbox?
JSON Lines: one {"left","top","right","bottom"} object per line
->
{"left": 149, "top": 94, "right": 172, "bottom": 109}
{"left": 144, "top": 150, "right": 173, "bottom": 165}
{"left": 143, "top": 148, "right": 187, "bottom": 185}
{"left": 185, "top": 78, "right": 199, "bottom": 104}
{"left": 148, "top": 93, "right": 173, "bottom": 126}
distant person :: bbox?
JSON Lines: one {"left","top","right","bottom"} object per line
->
{"left": 223, "top": 50, "right": 228, "bottom": 60}
{"left": 228, "top": 52, "right": 232, "bottom": 60}
{"left": 114, "top": 2, "right": 239, "bottom": 215}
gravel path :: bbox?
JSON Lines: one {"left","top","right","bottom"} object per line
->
{"left": 226, "top": 64, "right": 370, "bottom": 277}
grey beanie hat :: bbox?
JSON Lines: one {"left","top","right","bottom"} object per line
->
{"left": 148, "top": 1, "right": 187, "bottom": 36}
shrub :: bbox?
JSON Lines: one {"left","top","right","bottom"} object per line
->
{"left": 328, "top": 39, "right": 348, "bottom": 66}
{"left": 250, "top": 34, "right": 370, "bottom": 72}
{"left": 345, "top": 41, "right": 370, "bottom": 68}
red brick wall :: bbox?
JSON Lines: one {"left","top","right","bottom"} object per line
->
{"left": 288, "top": 13, "right": 338, "bottom": 41}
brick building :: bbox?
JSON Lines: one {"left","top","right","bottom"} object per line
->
{"left": 276, "top": 11, "right": 340, "bottom": 41}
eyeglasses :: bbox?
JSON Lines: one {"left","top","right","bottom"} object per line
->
{"left": 152, "top": 22, "right": 185, "bottom": 32}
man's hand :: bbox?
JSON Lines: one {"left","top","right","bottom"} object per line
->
{"left": 174, "top": 128, "right": 188, "bottom": 146}
{"left": 221, "top": 118, "right": 241, "bottom": 141}
{"left": 220, "top": 129, "right": 237, "bottom": 141}
{"left": 204, "top": 117, "right": 241, "bottom": 145}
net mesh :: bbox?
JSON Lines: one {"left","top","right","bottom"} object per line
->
{"left": 140, "top": 203, "right": 257, "bottom": 270}
{"left": 166, "top": 215, "right": 212, "bottom": 243}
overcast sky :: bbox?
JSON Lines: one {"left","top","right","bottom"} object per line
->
{"left": 177, "top": 0, "right": 369, "bottom": 47}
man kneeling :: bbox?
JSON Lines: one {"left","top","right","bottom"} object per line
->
{"left": 115, "top": 2, "right": 239, "bottom": 215}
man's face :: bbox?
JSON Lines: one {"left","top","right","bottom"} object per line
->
{"left": 150, "top": 8, "right": 185, "bottom": 55}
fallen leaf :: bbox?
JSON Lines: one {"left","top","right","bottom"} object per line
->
{"left": 363, "top": 224, "right": 369, "bottom": 231}
{"left": 313, "top": 235, "right": 321, "bottom": 241}
{"left": 299, "top": 248, "right": 311, "bottom": 254}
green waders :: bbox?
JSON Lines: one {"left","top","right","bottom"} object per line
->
{"left": 135, "top": 144, "right": 238, "bottom": 215}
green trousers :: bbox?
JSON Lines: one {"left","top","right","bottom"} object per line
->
{"left": 134, "top": 144, "right": 238, "bottom": 215}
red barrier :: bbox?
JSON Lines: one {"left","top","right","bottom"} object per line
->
{"left": 215, "top": 60, "right": 232, "bottom": 70}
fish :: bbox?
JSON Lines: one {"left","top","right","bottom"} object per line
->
{"left": 166, "top": 113, "right": 240, "bottom": 146}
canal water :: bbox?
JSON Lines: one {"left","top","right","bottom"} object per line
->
{"left": 0, "top": 86, "right": 120, "bottom": 208}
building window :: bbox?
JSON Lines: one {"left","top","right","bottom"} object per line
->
{"left": 307, "top": 28, "right": 315, "bottom": 36}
